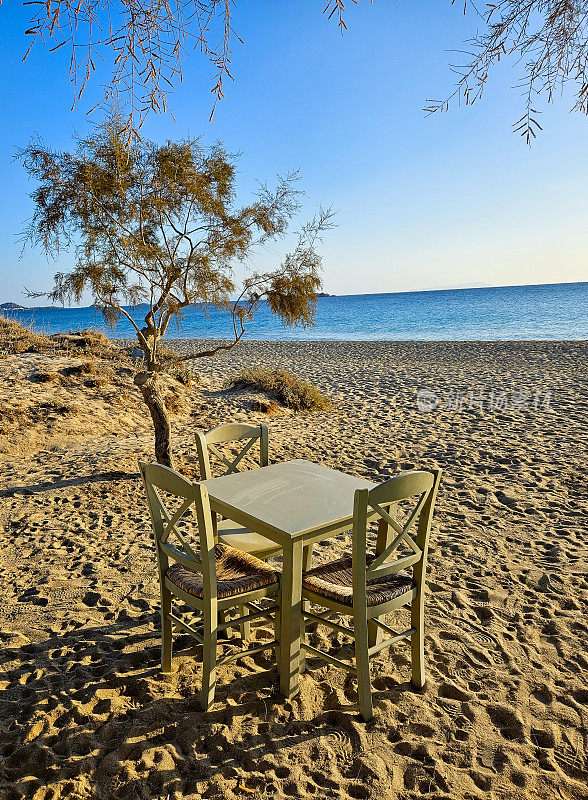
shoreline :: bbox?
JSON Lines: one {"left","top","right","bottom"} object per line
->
{"left": 116, "top": 337, "right": 588, "bottom": 343}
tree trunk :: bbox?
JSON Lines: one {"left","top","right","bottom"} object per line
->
{"left": 134, "top": 370, "right": 174, "bottom": 468}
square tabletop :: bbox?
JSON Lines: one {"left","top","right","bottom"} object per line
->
{"left": 201, "top": 459, "right": 376, "bottom": 540}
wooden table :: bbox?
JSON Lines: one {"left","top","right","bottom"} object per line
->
{"left": 202, "top": 458, "right": 377, "bottom": 698}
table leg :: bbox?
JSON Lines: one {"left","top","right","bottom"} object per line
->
{"left": 279, "top": 539, "right": 303, "bottom": 699}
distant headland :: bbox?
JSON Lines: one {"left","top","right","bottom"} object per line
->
{"left": 1, "top": 302, "right": 59, "bottom": 311}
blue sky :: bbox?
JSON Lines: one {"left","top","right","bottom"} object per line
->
{"left": 1, "top": 1, "right": 586, "bottom": 304}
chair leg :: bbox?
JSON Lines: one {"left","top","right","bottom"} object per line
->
{"left": 201, "top": 608, "right": 218, "bottom": 711}
{"left": 160, "top": 584, "right": 173, "bottom": 674}
{"left": 218, "top": 609, "right": 233, "bottom": 640}
{"left": 299, "top": 602, "right": 307, "bottom": 674}
{"left": 239, "top": 604, "right": 251, "bottom": 641}
{"left": 300, "top": 545, "right": 313, "bottom": 674}
{"left": 354, "top": 611, "right": 373, "bottom": 721}
{"left": 411, "top": 593, "right": 425, "bottom": 690}
{"left": 274, "top": 595, "right": 281, "bottom": 680}
{"left": 369, "top": 515, "right": 392, "bottom": 648}
{"left": 368, "top": 617, "right": 381, "bottom": 649}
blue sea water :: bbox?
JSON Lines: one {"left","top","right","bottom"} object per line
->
{"left": 4, "top": 282, "right": 587, "bottom": 341}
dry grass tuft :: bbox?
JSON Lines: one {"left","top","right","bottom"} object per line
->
{"left": 164, "top": 387, "right": 185, "bottom": 414}
{"left": 62, "top": 360, "right": 111, "bottom": 377}
{"left": 227, "top": 367, "right": 332, "bottom": 412}
{"left": 0, "top": 401, "right": 76, "bottom": 435}
{"left": 61, "top": 360, "right": 114, "bottom": 388}
{"left": 0, "top": 315, "right": 53, "bottom": 354}
{"left": 84, "top": 376, "right": 109, "bottom": 388}
{"left": 0, "top": 404, "right": 32, "bottom": 433}
{"left": 50, "top": 329, "right": 117, "bottom": 358}
{"left": 171, "top": 366, "right": 199, "bottom": 387}
{"left": 253, "top": 399, "right": 282, "bottom": 416}
{"left": 33, "top": 370, "right": 62, "bottom": 384}
{"left": 157, "top": 342, "right": 179, "bottom": 364}
{"left": 0, "top": 317, "right": 125, "bottom": 363}
{"left": 55, "top": 404, "right": 75, "bottom": 415}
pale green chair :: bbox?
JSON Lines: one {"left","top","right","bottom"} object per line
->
{"left": 195, "top": 423, "right": 281, "bottom": 559}
{"left": 300, "top": 469, "right": 442, "bottom": 721}
{"left": 196, "top": 422, "right": 313, "bottom": 640}
{"left": 139, "top": 461, "right": 281, "bottom": 711}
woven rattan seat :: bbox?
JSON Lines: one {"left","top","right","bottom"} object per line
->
{"left": 167, "top": 543, "right": 279, "bottom": 600}
{"left": 302, "top": 555, "right": 415, "bottom": 607}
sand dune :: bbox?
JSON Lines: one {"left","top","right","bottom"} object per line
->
{"left": 1, "top": 338, "right": 587, "bottom": 800}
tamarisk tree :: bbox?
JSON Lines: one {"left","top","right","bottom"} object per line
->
{"left": 19, "top": 119, "right": 332, "bottom": 466}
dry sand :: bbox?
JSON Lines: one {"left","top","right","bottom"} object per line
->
{"left": 0, "top": 337, "right": 587, "bottom": 800}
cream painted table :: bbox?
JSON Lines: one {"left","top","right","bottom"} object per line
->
{"left": 202, "top": 459, "right": 377, "bottom": 698}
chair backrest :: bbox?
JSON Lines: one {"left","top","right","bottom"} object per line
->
{"left": 138, "top": 461, "right": 217, "bottom": 598}
{"left": 352, "top": 469, "right": 442, "bottom": 602}
{"left": 195, "top": 422, "right": 269, "bottom": 480}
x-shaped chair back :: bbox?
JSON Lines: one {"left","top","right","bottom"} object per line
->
{"left": 353, "top": 470, "right": 440, "bottom": 588}
{"left": 139, "top": 461, "right": 217, "bottom": 600}
{"left": 196, "top": 423, "right": 269, "bottom": 480}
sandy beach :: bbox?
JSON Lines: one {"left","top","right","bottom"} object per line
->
{"left": 1, "top": 335, "right": 587, "bottom": 800}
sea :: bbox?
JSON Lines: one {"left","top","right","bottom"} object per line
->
{"left": 3, "top": 282, "right": 587, "bottom": 341}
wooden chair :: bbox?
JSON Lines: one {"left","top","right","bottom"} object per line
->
{"left": 196, "top": 422, "right": 314, "bottom": 640}
{"left": 300, "top": 469, "right": 441, "bottom": 721}
{"left": 139, "top": 460, "right": 281, "bottom": 711}
{"left": 195, "top": 423, "right": 281, "bottom": 560}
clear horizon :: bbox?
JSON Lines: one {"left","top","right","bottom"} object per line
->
{"left": 2, "top": 280, "right": 587, "bottom": 310}
{"left": 1, "top": 3, "right": 587, "bottom": 303}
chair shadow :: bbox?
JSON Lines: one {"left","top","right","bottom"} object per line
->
{"left": 0, "top": 616, "right": 381, "bottom": 799}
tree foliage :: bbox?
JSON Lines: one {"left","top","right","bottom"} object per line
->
{"left": 426, "top": 0, "right": 588, "bottom": 144}
{"left": 16, "top": 1, "right": 587, "bottom": 139}
{"left": 19, "top": 0, "right": 359, "bottom": 137}
{"left": 18, "top": 119, "right": 333, "bottom": 464}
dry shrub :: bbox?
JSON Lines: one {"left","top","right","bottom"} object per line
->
{"left": 227, "top": 367, "right": 331, "bottom": 412}
{"left": 171, "top": 366, "right": 199, "bottom": 387}
{"left": 0, "top": 404, "right": 32, "bottom": 433}
{"left": 164, "top": 387, "right": 185, "bottom": 414}
{"left": 84, "top": 376, "right": 109, "bottom": 388}
{"left": 254, "top": 399, "right": 281, "bottom": 416}
{"left": 50, "top": 329, "right": 116, "bottom": 358}
{"left": 55, "top": 403, "right": 75, "bottom": 415}
{"left": 33, "top": 370, "right": 62, "bottom": 384}
{"left": 0, "top": 317, "right": 123, "bottom": 363}
{"left": 78, "top": 361, "right": 101, "bottom": 375}
{"left": 0, "top": 400, "right": 75, "bottom": 434}
{"left": 62, "top": 360, "right": 112, "bottom": 379}
{"left": 0, "top": 315, "right": 53, "bottom": 354}
{"left": 157, "top": 342, "right": 180, "bottom": 365}
{"left": 80, "top": 328, "right": 110, "bottom": 346}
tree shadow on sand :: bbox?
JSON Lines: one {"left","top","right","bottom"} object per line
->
{"left": 0, "top": 470, "right": 137, "bottom": 498}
